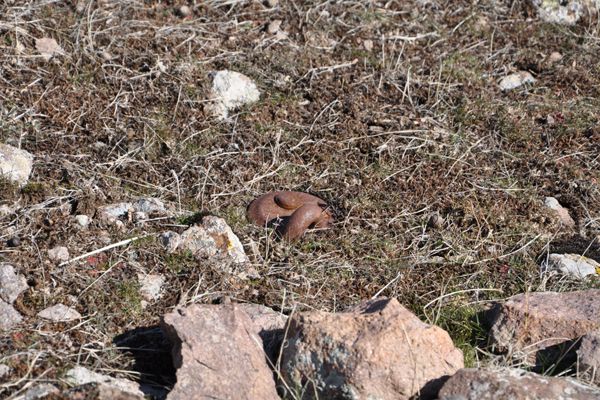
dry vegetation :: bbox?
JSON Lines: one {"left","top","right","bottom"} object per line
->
{"left": 1, "top": 0, "right": 599, "bottom": 397}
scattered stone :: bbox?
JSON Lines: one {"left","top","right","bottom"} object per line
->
{"left": 178, "top": 216, "right": 248, "bottom": 264}
{"left": 437, "top": 367, "right": 600, "bottom": 400}
{"left": 548, "top": 51, "right": 563, "bottom": 63}
{"left": 75, "top": 214, "right": 90, "bottom": 227}
{"left": 63, "top": 382, "right": 143, "bottom": 400}
{"left": 238, "top": 303, "right": 288, "bottom": 363}
{"left": 97, "top": 198, "right": 167, "bottom": 225}
{"left": 530, "top": 0, "right": 599, "bottom": 25}
{"left": 35, "top": 37, "right": 64, "bottom": 61}
{"left": 177, "top": 5, "right": 191, "bottom": 17}
{"left": 0, "top": 300, "right": 22, "bottom": 330}
{"left": 161, "top": 303, "right": 280, "bottom": 400}
{"left": 265, "top": 0, "right": 278, "bottom": 6}
{"left": 134, "top": 198, "right": 166, "bottom": 215}
{"left": 487, "top": 290, "right": 600, "bottom": 366}
{"left": 137, "top": 273, "right": 164, "bottom": 302}
{"left": 544, "top": 196, "right": 575, "bottom": 227}
{"left": 159, "top": 231, "right": 181, "bottom": 253}
{"left": 0, "top": 143, "right": 33, "bottom": 186}
{"left": 48, "top": 246, "right": 70, "bottom": 263}
{"left": 499, "top": 71, "right": 536, "bottom": 91}
{"left": 13, "top": 383, "right": 59, "bottom": 400}
{"left": 363, "top": 39, "right": 374, "bottom": 51}
{"left": 542, "top": 253, "right": 599, "bottom": 278}
{"left": 38, "top": 304, "right": 82, "bottom": 322}
{"left": 267, "top": 19, "right": 282, "bottom": 34}
{"left": 280, "top": 297, "right": 464, "bottom": 399}
{"left": 65, "top": 366, "right": 155, "bottom": 399}
{"left": 0, "top": 264, "right": 28, "bottom": 304}
{"left": 577, "top": 329, "right": 600, "bottom": 386}
{"left": 0, "top": 364, "right": 9, "bottom": 379}
{"left": 97, "top": 202, "right": 133, "bottom": 223}
{"left": 208, "top": 70, "right": 260, "bottom": 119}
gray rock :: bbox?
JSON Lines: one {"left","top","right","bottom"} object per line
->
{"left": 38, "top": 304, "right": 81, "bottom": 322}
{"left": 577, "top": 329, "right": 600, "bottom": 386}
{"left": 499, "top": 71, "right": 535, "bottom": 91}
{"left": 280, "top": 298, "right": 464, "bottom": 400}
{"left": 0, "top": 264, "right": 28, "bottom": 304}
{"left": 0, "top": 300, "right": 23, "bottom": 330}
{"left": 134, "top": 198, "right": 166, "bottom": 214}
{"left": 161, "top": 303, "right": 280, "bottom": 400}
{"left": 159, "top": 231, "right": 181, "bottom": 253}
{"left": 97, "top": 202, "right": 133, "bottom": 223}
{"left": 437, "top": 367, "right": 600, "bottom": 399}
{"left": 207, "top": 70, "right": 260, "bottom": 119}
{"left": 530, "top": 0, "right": 600, "bottom": 25}
{"left": 62, "top": 382, "right": 144, "bottom": 400}
{"left": 487, "top": 290, "right": 600, "bottom": 366}
{"left": 48, "top": 246, "right": 70, "bottom": 263}
{"left": 542, "top": 253, "right": 599, "bottom": 278}
{"left": 544, "top": 197, "right": 575, "bottom": 227}
{"left": 13, "top": 383, "right": 59, "bottom": 400}
{"left": 0, "top": 143, "right": 33, "bottom": 186}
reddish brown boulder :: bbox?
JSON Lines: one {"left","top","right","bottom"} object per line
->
{"left": 237, "top": 303, "right": 288, "bottom": 364}
{"left": 578, "top": 329, "right": 600, "bottom": 386}
{"left": 487, "top": 290, "right": 600, "bottom": 366}
{"left": 161, "top": 303, "right": 279, "bottom": 400}
{"left": 437, "top": 367, "right": 600, "bottom": 399}
{"left": 280, "top": 297, "right": 463, "bottom": 399}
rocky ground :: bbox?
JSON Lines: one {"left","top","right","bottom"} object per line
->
{"left": 1, "top": 0, "right": 600, "bottom": 399}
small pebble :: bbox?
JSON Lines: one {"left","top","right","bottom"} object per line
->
{"left": 363, "top": 39, "right": 374, "bottom": 51}
{"left": 267, "top": 20, "right": 282, "bottom": 34}
{"left": 265, "top": 0, "right": 278, "bottom": 7}
{"left": 75, "top": 214, "right": 90, "bottom": 227}
{"left": 548, "top": 51, "right": 563, "bottom": 63}
{"left": 48, "top": 246, "right": 70, "bottom": 263}
{"left": 178, "top": 5, "right": 191, "bottom": 17}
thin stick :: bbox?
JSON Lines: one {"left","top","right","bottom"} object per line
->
{"left": 59, "top": 235, "right": 153, "bottom": 267}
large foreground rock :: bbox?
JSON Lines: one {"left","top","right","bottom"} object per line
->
{"left": 488, "top": 290, "right": 600, "bottom": 366}
{"left": 238, "top": 303, "right": 288, "bottom": 364}
{"left": 0, "top": 143, "right": 33, "bottom": 186}
{"left": 280, "top": 297, "right": 464, "bottom": 400}
{"left": 578, "top": 329, "right": 600, "bottom": 386}
{"left": 161, "top": 303, "right": 279, "bottom": 400}
{"left": 437, "top": 367, "right": 600, "bottom": 399}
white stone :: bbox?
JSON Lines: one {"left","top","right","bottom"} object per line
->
{"left": 38, "top": 304, "right": 81, "bottom": 322}
{"left": 13, "top": 383, "right": 59, "bottom": 400}
{"left": 48, "top": 246, "right": 70, "bottom": 263}
{"left": 75, "top": 214, "right": 90, "bottom": 227}
{"left": 530, "top": 0, "right": 599, "bottom": 25}
{"left": 65, "top": 366, "right": 145, "bottom": 398}
{"left": 542, "top": 253, "right": 599, "bottom": 278}
{"left": 35, "top": 37, "right": 64, "bottom": 61}
{"left": 0, "top": 364, "right": 9, "bottom": 379}
{"left": 499, "top": 71, "right": 536, "bottom": 91}
{"left": 0, "top": 144, "right": 33, "bottom": 186}
{"left": 137, "top": 273, "right": 165, "bottom": 302}
{"left": 208, "top": 70, "right": 260, "bottom": 119}
{"left": 0, "top": 300, "right": 22, "bottom": 331}
{"left": 0, "top": 264, "right": 28, "bottom": 304}
{"left": 180, "top": 216, "right": 248, "bottom": 263}
{"left": 267, "top": 20, "right": 282, "bottom": 34}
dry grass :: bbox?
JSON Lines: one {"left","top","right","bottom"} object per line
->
{"left": 1, "top": 0, "right": 599, "bottom": 397}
